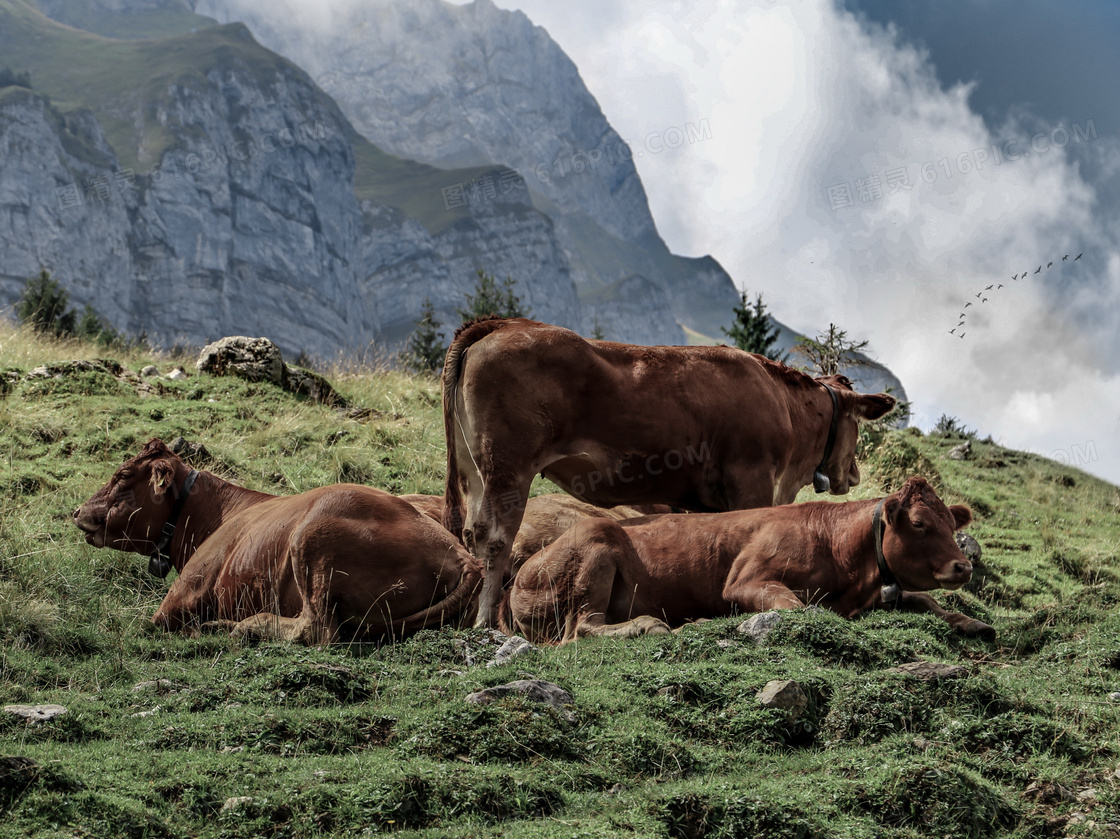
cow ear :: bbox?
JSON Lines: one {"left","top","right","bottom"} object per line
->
{"left": 150, "top": 460, "right": 174, "bottom": 495}
{"left": 883, "top": 497, "right": 902, "bottom": 526}
{"left": 853, "top": 393, "right": 896, "bottom": 420}
{"left": 949, "top": 504, "right": 972, "bottom": 531}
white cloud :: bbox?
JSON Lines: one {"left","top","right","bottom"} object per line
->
{"left": 473, "top": 0, "right": 1120, "bottom": 486}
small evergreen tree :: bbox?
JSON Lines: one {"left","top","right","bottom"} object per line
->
{"left": 17, "top": 269, "right": 75, "bottom": 337}
{"left": 457, "top": 269, "right": 529, "bottom": 322}
{"left": 792, "top": 323, "right": 873, "bottom": 378}
{"left": 0, "top": 67, "right": 32, "bottom": 90}
{"left": 401, "top": 297, "right": 447, "bottom": 375}
{"left": 722, "top": 290, "right": 787, "bottom": 362}
{"left": 591, "top": 316, "right": 606, "bottom": 340}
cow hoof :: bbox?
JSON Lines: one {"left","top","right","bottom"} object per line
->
{"left": 632, "top": 615, "right": 672, "bottom": 636}
{"left": 963, "top": 619, "right": 996, "bottom": 640}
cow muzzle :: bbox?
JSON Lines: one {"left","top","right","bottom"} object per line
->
{"left": 936, "top": 560, "right": 973, "bottom": 589}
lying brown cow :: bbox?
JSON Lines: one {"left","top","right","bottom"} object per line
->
{"left": 74, "top": 440, "right": 481, "bottom": 643}
{"left": 442, "top": 317, "right": 896, "bottom": 626}
{"left": 502, "top": 477, "right": 993, "bottom": 644}
{"left": 509, "top": 493, "right": 673, "bottom": 573}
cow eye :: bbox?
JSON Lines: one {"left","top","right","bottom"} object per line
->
{"left": 911, "top": 519, "right": 924, "bottom": 529}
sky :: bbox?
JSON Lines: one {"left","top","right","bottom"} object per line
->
{"left": 443, "top": 0, "right": 1120, "bottom": 488}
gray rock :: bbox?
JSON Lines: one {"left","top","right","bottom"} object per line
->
{"left": 486, "top": 635, "right": 536, "bottom": 668}
{"left": 140, "top": 365, "right": 159, "bottom": 377}
{"left": 3, "top": 704, "right": 67, "bottom": 722}
{"left": 1108, "top": 692, "right": 1120, "bottom": 702}
{"left": 166, "top": 366, "right": 188, "bottom": 381}
{"left": 168, "top": 437, "right": 211, "bottom": 463}
{"left": 755, "top": 680, "right": 808, "bottom": 721}
{"left": 197, "top": 337, "right": 285, "bottom": 384}
{"left": 737, "top": 611, "right": 784, "bottom": 644}
{"left": 130, "top": 705, "right": 162, "bottom": 718}
{"left": 131, "top": 679, "right": 176, "bottom": 693}
{"left": 948, "top": 440, "right": 972, "bottom": 460}
{"left": 888, "top": 661, "right": 968, "bottom": 681}
{"left": 955, "top": 532, "right": 982, "bottom": 563}
{"left": 465, "top": 678, "right": 574, "bottom": 720}
{"left": 284, "top": 365, "right": 346, "bottom": 408}
{"left": 221, "top": 796, "right": 254, "bottom": 813}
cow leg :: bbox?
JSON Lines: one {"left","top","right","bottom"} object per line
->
{"left": 227, "top": 612, "right": 331, "bottom": 644}
{"left": 722, "top": 579, "right": 806, "bottom": 613}
{"left": 509, "top": 519, "right": 669, "bottom": 645}
{"left": 896, "top": 591, "right": 996, "bottom": 639}
{"left": 465, "top": 479, "right": 531, "bottom": 629}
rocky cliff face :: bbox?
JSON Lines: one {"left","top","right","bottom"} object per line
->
{"left": 0, "top": 11, "right": 583, "bottom": 358}
{"left": 191, "top": 0, "right": 745, "bottom": 344}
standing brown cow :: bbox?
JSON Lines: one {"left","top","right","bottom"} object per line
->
{"left": 74, "top": 440, "right": 480, "bottom": 643}
{"left": 442, "top": 317, "right": 896, "bottom": 627}
{"left": 503, "top": 476, "right": 994, "bottom": 643}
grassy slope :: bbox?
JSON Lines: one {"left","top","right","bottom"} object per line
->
{"left": 1, "top": 0, "right": 492, "bottom": 233}
{"left": 0, "top": 321, "right": 1119, "bottom": 838}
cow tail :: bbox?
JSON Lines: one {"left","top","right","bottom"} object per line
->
{"left": 441, "top": 315, "right": 515, "bottom": 539}
{"left": 392, "top": 561, "right": 483, "bottom": 636}
{"left": 497, "top": 587, "right": 515, "bottom": 637}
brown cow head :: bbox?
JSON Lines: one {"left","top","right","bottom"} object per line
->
{"left": 816, "top": 375, "right": 895, "bottom": 495}
{"left": 880, "top": 476, "right": 973, "bottom": 591}
{"left": 73, "top": 439, "right": 187, "bottom": 562}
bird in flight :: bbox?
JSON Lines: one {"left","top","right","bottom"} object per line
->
{"left": 975, "top": 291, "right": 983, "bottom": 298}
{"left": 964, "top": 302, "right": 973, "bottom": 308}
{"left": 1047, "top": 261, "right": 1053, "bottom": 268}
{"left": 959, "top": 332, "right": 966, "bottom": 339}
{"left": 1063, "top": 255, "right": 1069, "bottom": 261}
{"left": 1012, "top": 274, "right": 1018, "bottom": 280}
{"left": 949, "top": 328, "right": 956, "bottom": 334}
{"left": 985, "top": 284, "right": 994, "bottom": 290}
{"left": 1035, "top": 266, "right": 1042, "bottom": 273}
{"left": 997, "top": 284, "right": 1004, "bottom": 289}
{"left": 982, "top": 297, "right": 988, "bottom": 303}
{"left": 1075, "top": 253, "right": 1083, "bottom": 260}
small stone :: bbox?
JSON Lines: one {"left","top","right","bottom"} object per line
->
{"left": 131, "top": 679, "right": 175, "bottom": 693}
{"left": 737, "top": 611, "right": 783, "bottom": 643}
{"left": 131, "top": 706, "right": 162, "bottom": 719}
{"left": 755, "top": 680, "right": 808, "bottom": 721}
{"left": 955, "top": 532, "right": 982, "bottom": 563}
{"left": 1108, "top": 692, "right": 1120, "bottom": 702}
{"left": 3, "top": 704, "right": 67, "bottom": 723}
{"left": 947, "top": 440, "right": 972, "bottom": 460}
{"left": 487, "top": 635, "right": 536, "bottom": 667}
{"left": 1078, "top": 788, "right": 1098, "bottom": 803}
{"left": 167, "top": 366, "right": 188, "bottom": 380}
{"left": 716, "top": 639, "right": 740, "bottom": 649}
{"left": 465, "top": 679, "right": 574, "bottom": 720}
{"left": 607, "top": 783, "right": 626, "bottom": 795}
{"left": 221, "top": 796, "right": 254, "bottom": 812}
{"left": 140, "top": 365, "right": 159, "bottom": 377}
{"left": 888, "top": 661, "right": 968, "bottom": 681}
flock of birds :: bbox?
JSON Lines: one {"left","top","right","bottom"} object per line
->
{"left": 949, "top": 252, "right": 1083, "bottom": 340}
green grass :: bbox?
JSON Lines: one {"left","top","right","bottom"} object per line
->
{"left": 1, "top": 320, "right": 1119, "bottom": 837}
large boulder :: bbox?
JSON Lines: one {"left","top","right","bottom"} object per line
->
{"left": 196, "top": 336, "right": 346, "bottom": 407}
{"left": 196, "top": 337, "right": 285, "bottom": 385}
